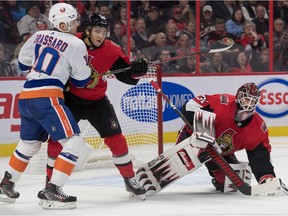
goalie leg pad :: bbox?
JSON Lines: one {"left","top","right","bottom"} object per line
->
{"left": 223, "top": 162, "right": 252, "bottom": 193}
{"left": 136, "top": 137, "right": 202, "bottom": 197}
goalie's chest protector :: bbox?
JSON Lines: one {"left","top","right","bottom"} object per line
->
{"left": 207, "top": 94, "right": 268, "bottom": 155}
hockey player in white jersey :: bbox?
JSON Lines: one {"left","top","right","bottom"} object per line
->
{"left": 0, "top": 3, "right": 90, "bottom": 210}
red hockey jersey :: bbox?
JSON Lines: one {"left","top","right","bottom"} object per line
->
{"left": 68, "top": 39, "right": 131, "bottom": 100}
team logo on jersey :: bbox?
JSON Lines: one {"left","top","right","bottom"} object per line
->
{"left": 220, "top": 94, "right": 229, "bottom": 105}
{"left": 216, "top": 129, "right": 236, "bottom": 155}
{"left": 35, "top": 20, "right": 48, "bottom": 30}
{"left": 110, "top": 119, "right": 118, "bottom": 129}
{"left": 60, "top": 7, "right": 66, "bottom": 13}
{"left": 86, "top": 57, "right": 100, "bottom": 89}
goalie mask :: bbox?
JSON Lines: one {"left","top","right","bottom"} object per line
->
{"left": 234, "top": 82, "right": 260, "bottom": 123}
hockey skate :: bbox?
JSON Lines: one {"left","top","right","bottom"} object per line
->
{"left": 39, "top": 183, "right": 77, "bottom": 210}
{"left": 212, "top": 178, "right": 224, "bottom": 192}
{"left": 0, "top": 171, "right": 20, "bottom": 203}
{"left": 124, "top": 176, "right": 146, "bottom": 201}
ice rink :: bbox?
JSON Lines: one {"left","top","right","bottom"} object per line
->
{"left": 0, "top": 137, "right": 288, "bottom": 216}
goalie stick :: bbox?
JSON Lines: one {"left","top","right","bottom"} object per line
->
{"left": 143, "top": 79, "right": 288, "bottom": 196}
{"left": 93, "top": 38, "right": 234, "bottom": 77}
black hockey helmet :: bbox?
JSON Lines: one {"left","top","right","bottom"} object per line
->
{"left": 86, "top": 13, "right": 110, "bottom": 37}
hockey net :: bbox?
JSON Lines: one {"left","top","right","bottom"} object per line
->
{"left": 25, "top": 67, "right": 162, "bottom": 175}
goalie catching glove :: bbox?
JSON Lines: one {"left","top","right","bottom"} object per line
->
{"left": 130, "top": 57, "right": 148, "bottom": 77}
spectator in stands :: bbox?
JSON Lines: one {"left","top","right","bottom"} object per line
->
{"left": 168, "top": 5, "right": 186, "bottom": 32}
{"left": 0, "top": 1, "right": 26, "bottom": 44}
{"left": 238, "top": 20, "right": 266, "bottom": 52}
{"left": 201, "top": 52, "right": 230, "bottom": 73}
{"left": 159, "top": 48, "right": 178, "bottom": 74}
{"left": 178, "top": 55, "right": 196, "bottom": 73}
{"left": 273, "top": 0, "right": 288, "bottom": 26}
{"left": 178, "top": 20, "right": 196, "bottom": 47}
{"left": 274, "top": 48, "right": 288, "bottom": 71}
{"left": 225, "top": 7, "right": 245, "bottom": 38}
{"left": 205, "top": 18, "right": 236, "bottom": 49}
{"left": 200, "top": 5, "right": 216, "bottom": 39}
{"left": 165, "top": 22, "right": 178, "bottom": 46}
{"left": 43, "top": 2, "right": 51, "bottom": 17}
{"left": 241, "top": 0, "right": 268, "bottom": 21}
{"left": 145, "top": 6, "right": 165, "bottom": 34}
{"left": 211, "top": 0, "right": 237, "bottom": 21}
{"left": 115, "top": 6, "right": 128, "bottom": 36}
{"left": 132, "top": 16, "right": 155, "bottom": 50}
{"left": 175, "top": 34, "right": 194, "bottom": 68}
{"left": 273, "top": 19, "right": 288, "bottom": 70}
{"left": 84, "top": 0, "right": 99, "bottom": 17}
{"left": 99, "top": 3, "right": 113, "bottom": 28}
{"left": 17, "top": 2, "right": 52, "bottom": 40}
{"left": 109, "top": 21, "right": 123, "bottom": 46}
{"left": 0, "top": 43, "right": 14, "bottom": 77}
{"left": 252, "top": 4, "right": 269, "bottom": 45}
{"left": 121, "top": 37, "right": 144, "bottom": 61}
{"left": 9, "top": 34, "right": 31, "bottom": 76}
{"left": 177, "top": 0, "right": 194, "bottom": 24}
{"left": 65, "top": 1, "right": 86, "bottom": 17}
{"left": 273, "top": 18, "right": 287, "bottom": 52}
{"left": 250, "top": 48, "right": 269, "bottom": 72}
{"left": 229, "top": 51, "right": 254, "bottom": 73}
{"left": 142, "top": 32, "right": 173, "bottom": 61}
{"left": 137, "top": 0, "right": 152, "bottom": 18}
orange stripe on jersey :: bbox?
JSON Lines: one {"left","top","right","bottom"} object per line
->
{"left": 9, "top": 154, "right": 28, "bottom": 172}
{"left": 19, "top": 89, "right": 64, "bottom": 99}
{"left": 51, "top": 98, "right": 73, "bottom": 137}
{"left": 54, "top": 157, "right": 75, "bottom": 176}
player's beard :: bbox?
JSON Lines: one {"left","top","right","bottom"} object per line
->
{"left": 234, "top": 110, "right": 254, "bottom": 121}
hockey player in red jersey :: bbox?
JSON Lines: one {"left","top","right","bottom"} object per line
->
{"left": 176, "top": 82, "right": 280, "bottom": 192}
{"left": 37, "top": 13, "right": 148, "bottom": 202}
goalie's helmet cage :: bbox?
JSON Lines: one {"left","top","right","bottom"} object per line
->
{"left": 86, "top": 13, "right": 110, "bottom": 37}
{"left": 49, "top": 3, "right": 78, "bottom": 32}
{"left": 235, "top": 82, "right": 260, "bottom": 113}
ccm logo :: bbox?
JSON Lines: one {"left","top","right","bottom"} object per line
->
{"left": 259, "top": 89, "right": 288, "bottom": 105}
{"left": 178, "top": 149, "right": 195, "bottom": 171}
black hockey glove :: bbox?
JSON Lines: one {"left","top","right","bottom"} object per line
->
{"left": 130, "top": 57, "right": 148, "bottom": 77}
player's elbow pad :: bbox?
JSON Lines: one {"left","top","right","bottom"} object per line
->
{"left": 70, "top": 76, "right": 90, "bottom": 88}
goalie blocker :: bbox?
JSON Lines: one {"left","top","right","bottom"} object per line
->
{"left": 136, "top": 109, "right": 288, "bottom": 197}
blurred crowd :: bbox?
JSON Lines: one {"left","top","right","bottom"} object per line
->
{"left": 1, "top": 0, "right": 288, "bottom": 77}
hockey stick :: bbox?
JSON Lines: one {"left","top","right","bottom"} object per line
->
{"left": 148, "top": 79, "right": 287, "bottom": 196}
{"left": 93, "top": 38, "right": 234, "bottom": 77}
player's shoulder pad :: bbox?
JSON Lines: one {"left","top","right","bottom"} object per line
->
{"left": 105, "top": 39, "right": 121, "bottom": 49}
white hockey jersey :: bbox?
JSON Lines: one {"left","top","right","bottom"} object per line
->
{"left": 18, "top": 30, "right": 90, "bottom": 99}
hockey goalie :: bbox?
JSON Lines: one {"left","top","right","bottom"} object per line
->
{"left": 136, "top": 82, "right": 288, "bottom": 197}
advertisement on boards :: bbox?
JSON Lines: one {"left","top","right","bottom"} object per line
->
{"left": 0, "top": 75, "right": 287, "bottom": 147}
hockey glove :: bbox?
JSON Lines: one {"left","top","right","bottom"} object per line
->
{"left": 130, "top": 57, "right": 148, "bottom": 77}
{"left": 190, "top": 132, "right": 222, "bottom": 153}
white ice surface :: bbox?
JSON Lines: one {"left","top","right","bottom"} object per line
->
{"left": 0, "top": 137, "right": 288, "bottom": 216}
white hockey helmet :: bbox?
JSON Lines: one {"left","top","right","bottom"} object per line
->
{"left": 49, "top": 3, "right": 78, "bottom": 32}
